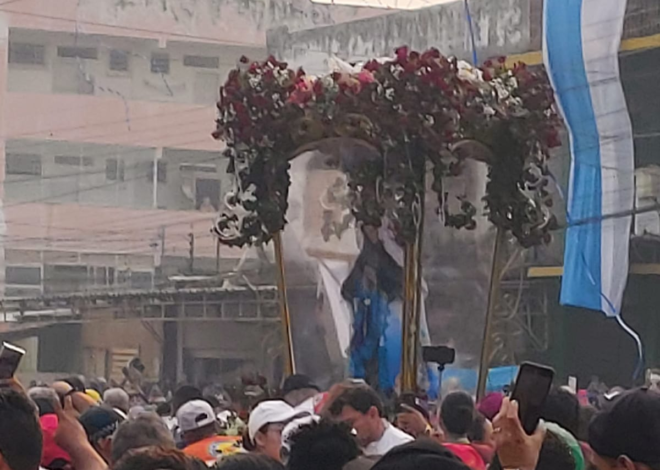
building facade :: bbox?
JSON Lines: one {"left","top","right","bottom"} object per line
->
{"left": 0, "top": 0, "right": 383, "bottom": 386}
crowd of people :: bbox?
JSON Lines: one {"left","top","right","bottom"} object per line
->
{"left": 0, "top": 371, "right": 659, "bottom": 470}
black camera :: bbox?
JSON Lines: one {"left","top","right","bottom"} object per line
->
{"left": 422, "top": 346, "right": 456, "bottom": 366}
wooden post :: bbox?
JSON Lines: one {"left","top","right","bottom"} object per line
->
{"left": 476, "top": 227, "right": 506, "bottom": 401}
{"left": 272, "top": 231, "right": 296, "bottom": 376}
{"left": 401, "top": 191, "right": 425, "bottom": 392}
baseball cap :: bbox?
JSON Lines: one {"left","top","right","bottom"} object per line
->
{"left": 79, "top": 406, "right": 125, "bottom": 442}
{"left": 176, "top": 399, "right": 216, "bottom": 432}
{"left": 248, "top": 400, "right": 309, "bottom": 440}
{"left": 282, "top": 374, "right": 320, "bottom": 395}
{"left": 588, "top": 387, "right": 660, "bottom": 465}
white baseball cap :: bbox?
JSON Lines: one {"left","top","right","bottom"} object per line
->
{"left": 176, "top": 399, "right": 216, "bottom": 432}
{"left": 247, "top": 400, "right": 309, "bottom": 440}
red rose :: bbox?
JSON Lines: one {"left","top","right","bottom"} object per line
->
{"left": 497, "top": 56, "right": 506, "bottom": 64}
{"left": 364, "top": 60, "right": 380, "bottom": 72}
{"left": 239, "top": 56, "right": 249, "bottom": 64}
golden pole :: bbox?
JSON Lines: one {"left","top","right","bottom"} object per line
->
{"left": 272, "top": 230, "right": 296, "bottom": 376}
{"left": 401, "top": 193, "right": 425, "bottom": 392}
{"left": 476, "top": 227, "right": 506, "bottom": 401}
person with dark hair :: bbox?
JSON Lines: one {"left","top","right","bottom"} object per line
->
{"left": 111, "top": 413, "right": 176, "bottom": 463}
{"left": 172, "top": 385, "right": 204, "bottom": 415}
{"left": 440, "top": 392, "right": 486, "bottom": 470}
{"left": 79, "top": 406, "right": 125, "bottom": 463}
{"left": 113, "top": 446, "right": 207, "bottom": 470}
{"left": 588, "top": 388, "right": 660, "bottom": 470}
{"left": 0, "top": 388, "right": 43, "bottom": 470}
{"left": 328, "top": 385, "right": 412, "bottom": 457}
{"left": 213, "top": 454, "right": 284, "bottom": 470}
{"left": 62, "top": 376, "right": 86, "bottom": 393}
{"left": 370, "top": 439, "right": 470, "bottom": 470}
{"left": 577, "top": 404, "right": 597, "bottom": 442}
{"left": 281, "top": 374, "right": 320, "bottom": 408}
{"left": 286, "top": 419, "right": 363, "bottom": 470}
{"left": 541, "top": 388, "right": 580, "bottom": 437}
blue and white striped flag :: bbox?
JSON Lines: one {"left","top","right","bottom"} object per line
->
{"left": 543, "top": 0, "right": 634, "bottom": 316}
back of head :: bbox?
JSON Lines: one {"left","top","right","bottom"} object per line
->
{"left": 113, "top": 446, "right": 206, "bottom": 470}
{"left": 282, "top": 374, "right": 320, "bottom": 407}
{"left": 588, "top": 387, "right": 660, "bottom": 467}
{"left": 214, "top": 454, "right": 284, "bottom": 470}
{"left": 540, "top": 388, "right": 580, "bottom": 437}
{"left": 0, "top": 388, "right": 43, "bottom": 470}
{"left": 287, "top": 420, "right": 360, "bottom": 470}
{"left": 172, "top": 385, "right": 203, "bottom": 415}
{"left": 328, "top": 385, "right": 383, "bottom": 417}
{"left": 111, "top": 413, "right": 175, "bottom": 463}
{"left": 371, "top": 439, "right": 470, "bottom": 470}
{"left": 27, "top": 387, "right": 58, "bottom": 417}
{"left": 63, "top": 375, "right": 86, "bottom": 392}
{"left": 441, "top": 391, "right": 475, "bottom": 437}
{"left": 104, "top": 387, "right": 130, "bottom": 413}
{"left": 535, "top": 431, "right": 576, "bottom": 470}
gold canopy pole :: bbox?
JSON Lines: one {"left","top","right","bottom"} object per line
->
{"left": 476, "top": 227, "right": 506, "bottom": 401}
{"left": 401, "top": 190, "right": 425, "bottom": 393}
{"left": 272, "top": 230, "right": 296, "bottom": 376}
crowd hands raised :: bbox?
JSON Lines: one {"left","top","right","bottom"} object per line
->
{"left": 1, "top": 371, "right": 659, "bottom": 470}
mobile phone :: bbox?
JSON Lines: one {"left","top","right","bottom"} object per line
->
{"left": 510, "top": 362, "right": 555, "bottom": 434}
{"left": 0, "top": 342, "right": 26, "bottom": 380}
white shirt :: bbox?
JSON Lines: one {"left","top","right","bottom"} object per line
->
{"left": 363, "top": 420, "right": 414, "bottom": 457}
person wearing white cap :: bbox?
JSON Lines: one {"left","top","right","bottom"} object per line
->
{"left": 243, "top": 400, "right": 308, "bottom": 462}
{"left": 176, "top": 399, "right": 241, "bottom": 465}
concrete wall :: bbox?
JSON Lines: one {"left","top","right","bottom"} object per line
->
{"left": 268, "top": 0, "right": 532, "bottom": 74}
{"left": 4, "top": 0, "right": 386, "bottom": 48}
{"left": 81, "top": 315, "right": 163, "bottom": 380}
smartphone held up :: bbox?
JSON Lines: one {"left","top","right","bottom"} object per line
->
{"left": 0, "top": 342, "right": 26, "bottom": 380}
{"left": 510, "top": 362, "right": 555, "bottom": 435}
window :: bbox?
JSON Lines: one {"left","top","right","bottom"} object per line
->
{"left": 109, "top": 49, "right": 129, "bottom": 72}
{"left": 183, "top": 55, "right": 219, "bottom": 69}
{"left": 57, "top": 46, "right": 98, "bottom": 60}
{"left": 106, "top": 158, "right": 125, "bottom": 181}
{"left": 6, "top": 266, "right": 41, "bottom": 285}
{"left": 151, "top": 52, "right": 170, "bottom": 74}
{"left": 146, "top": 161, "right": 167, "bottom": 183}
{"left": 9, "top": 42, "right": 45, "bottom": 65}
{"left": 6, "top": 153, "right": 41, "bottom": 176}
{"left": 55, "top": 156, "right": 94, "bottom": 166}
{"left": 180, "top": 163, "right": 216, "bottom": 173}
{"left": 130, "top": 272, "right": 153, "bottom": 289}
{"left": 195, "top": 178, "right": 220, "bottom": 212}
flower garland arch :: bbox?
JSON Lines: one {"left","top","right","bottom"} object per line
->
{"left": 212, "top": 47, "right": 562, "bottom": 248}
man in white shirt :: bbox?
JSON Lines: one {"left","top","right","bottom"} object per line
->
{"left": 329, "top": 384, "right": 413, "bottom": 457}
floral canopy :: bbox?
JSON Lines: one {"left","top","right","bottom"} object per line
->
{"left": 212, "top": 47, "right": 562, "bottom": 248}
